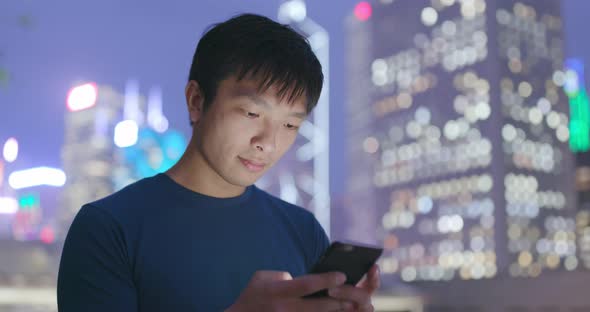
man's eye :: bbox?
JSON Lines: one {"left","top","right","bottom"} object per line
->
{"left": 285, "top": 123, "right": 299, "bottom": 130}
{"left": 246, "top": 112, "right": 259, "bottom": 118}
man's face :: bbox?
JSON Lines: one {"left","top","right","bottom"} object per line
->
{"left": 191, "top": 76, "right": 307, "bottom": 190}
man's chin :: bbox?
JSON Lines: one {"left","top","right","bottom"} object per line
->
{"left": 226, "top": 175, "right": 260, "bottom": 188}
{"left": 225, "top": 166, "right": 269, "bottom": 187}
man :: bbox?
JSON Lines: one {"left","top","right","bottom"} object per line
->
{"left": 57, "top": 13, "right": 380, "bottom": 311}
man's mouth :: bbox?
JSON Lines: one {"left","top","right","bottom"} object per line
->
{"left": 238, "top": 157, "right": 266, "bottom": 172}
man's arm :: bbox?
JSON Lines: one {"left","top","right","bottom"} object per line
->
{"left": 305, "top": 211, "right": 331, "bottom": 270}
{"left": 57, "top": 205, "right": 137, "bottom": 312}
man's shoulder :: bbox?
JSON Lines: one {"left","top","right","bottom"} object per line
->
{"left": 253, "top": 186, "right": 329, "bottom": 269}
{"left": 86, "top": 174, "right": 163, "bottom": 219}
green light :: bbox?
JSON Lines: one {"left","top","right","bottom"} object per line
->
{"left": 564, "top": 59, "right": 590, "bottom": 153}
{"left": 18, "top": 194, "right": 39, "bottom": 210}
{"left": 568, "top": 89, "right": 590, "bottom": 152}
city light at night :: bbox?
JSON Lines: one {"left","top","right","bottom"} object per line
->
{"left": 563, "top": 59, "right": 590, "bottom": 152}
{"left": 66, "top": 83, "right": 98, "bottom": 112}
{"left": 354, "top": 2, "right": 372, "bottom": 21}
{"left": 2, "top": 137, "right": 18, "bottom": 163}
{"left": 0, "top": 196, "right": 18, "bottom": 214}
{"left": 8, "top": 167, "right": 67, "bottom": 189}
{"left": 114, "top": 120, "right": 139, "bottom": 148}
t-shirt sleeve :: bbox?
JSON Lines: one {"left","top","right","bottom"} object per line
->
{"left": 306, "top": 214, "right": 331, "bottom": 270}
{"left": 57, "top": 204, "right": 137, "bottom": 312}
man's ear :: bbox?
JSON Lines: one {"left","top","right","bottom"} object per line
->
{"left": 185, "top": 80, "right": 205, "bottom": 126}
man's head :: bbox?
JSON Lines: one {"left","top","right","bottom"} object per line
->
{"left": 184, "top": 13, "right": 323, "bottom": 190}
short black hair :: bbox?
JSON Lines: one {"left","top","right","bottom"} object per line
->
{"left": 187, "top": 13, "right": 323, "bottom": 124}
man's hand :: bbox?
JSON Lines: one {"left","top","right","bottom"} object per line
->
{"left": 326, "top": 264, "right": 381, "bottom": 312}
{"left": 226, "top": 270, "right": 356, "bottom": 312}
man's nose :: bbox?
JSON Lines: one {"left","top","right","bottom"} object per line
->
{"left": 252, "top": 122, "right": 277, "bottom": 153}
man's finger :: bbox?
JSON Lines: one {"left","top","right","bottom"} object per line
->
{"left": 367, "top": 265, "right": 380, "bottom": 292}
{"left": 356, "top": 273, "right": 367, "bottom": 287}
{"left": 327, "top": 284, "right": 371, "bottom": 307}
{"left": 358, "top": 302, "right": 375, "bottom": 312}
{"left": 274, "top": 272, "right": 346, "bottom": 297}
{"left": 357, "top": 264, "right": 380, "bottom": 292}
{"left": 297, "top": 297, "right": 354, "bottom": 312}
{"left": 252, "top": 270, "right": 293, "bottom": 282}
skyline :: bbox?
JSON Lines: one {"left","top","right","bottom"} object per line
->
{"left": 2, "top": 0, "right": 590, "bottom": 199}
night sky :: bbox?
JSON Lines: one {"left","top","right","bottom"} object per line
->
{"left": 1, "top": 0, "right": 589, "bottom": 198}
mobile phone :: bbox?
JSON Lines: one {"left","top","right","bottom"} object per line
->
{"left": 303, "top": 241, "right": 383, "bottom": 298}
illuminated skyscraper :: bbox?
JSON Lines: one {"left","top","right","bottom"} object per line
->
{"left": 345, "top": 0, "right": 580, "bottom": 295}
{"left": 58, "top": 83, "right": 127, "bottom": 240}
{"left": 111, "top": 83, "right": 186, "bottom": 191}
{"left": 58, "top": 81, "right": 186, "bottom": 241}
{"left": 256, "top": 0, "right": 331, "bottom": 234}
{"left": 565, "top": 59, "right": 590, "bottom": 273}
{"left": 576, "top": 157, "right": 590, "bottom": 271}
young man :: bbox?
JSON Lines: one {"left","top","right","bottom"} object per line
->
{"left": 57, "top": 13, "right": 380, "bottom": 311}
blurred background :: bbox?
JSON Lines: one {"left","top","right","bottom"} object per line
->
{"left": 2, "top": 0, "right": 590, "bottom": 311}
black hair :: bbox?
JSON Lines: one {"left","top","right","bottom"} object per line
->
{"left": 187, "top": 13, "right": 323, "bottom": 125}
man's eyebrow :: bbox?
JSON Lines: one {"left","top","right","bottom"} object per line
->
{"left": 243, "top": 93, "right": 307, "bottom": 119}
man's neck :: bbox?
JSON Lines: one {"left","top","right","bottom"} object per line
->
{"left": 165, "top": 141, "right": 246, "bottom": 198}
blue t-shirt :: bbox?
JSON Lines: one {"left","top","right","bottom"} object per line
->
{"left": 57, "top": 173, "right": 330, "bottom": 311}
